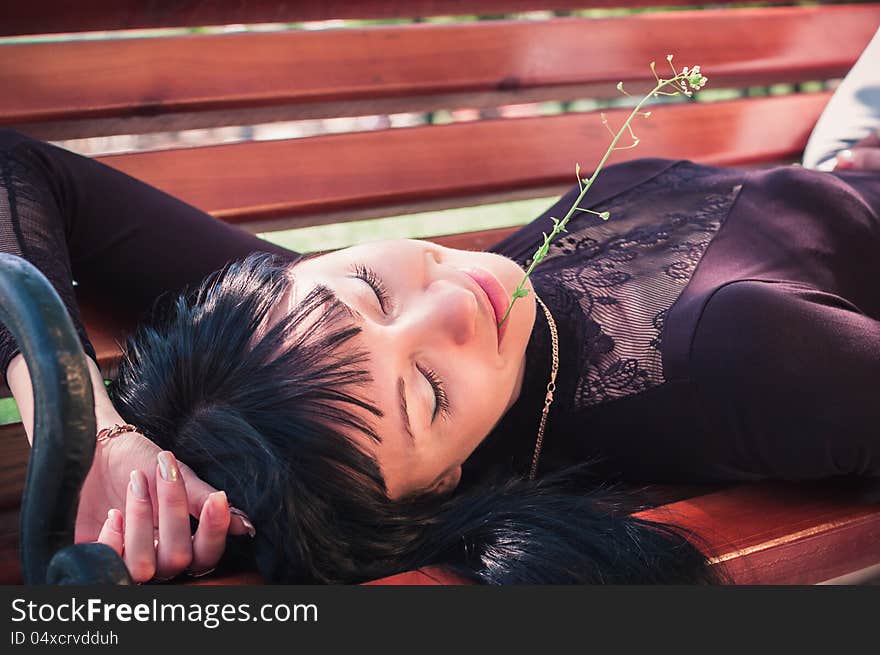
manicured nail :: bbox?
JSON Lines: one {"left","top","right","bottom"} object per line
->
{"left": 129, "top": 470, "right": 150, "bottom": 500}
{"left": 836, "top": 149, "right": 854, "bottom": 168}
{"left": 107, "top": 508, "right": 123, "bottom": 532}
{"left": 207, "top": 491, "right": 228, "bottom": 521}
{"left": 157, "top": 451, "right": 179, "bottom": 482}
{"left": 229, "top": 506, "right": 256, "bottom": 538}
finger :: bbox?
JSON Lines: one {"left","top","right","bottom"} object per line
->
{"left": 189, "top": 491, "right": 231, "bottom": 576}
{"left": 835, "top": 147, "right": 880, "bottom": 171}
{"left": 853, "top": 129, "right": 880, "bottom": 149}
{"left": 176, "top": 459, "right": 253, "bottom": 537}
{"left": 849, "top": 147, "right": 880, "bottom": 171}
{"left": 123, "top": 470, "right": 157, "bottom": 583}
{"left": 154, "top": 452, "right": 194, "bottom": 579}
{"left": 96, "top": 509, "right": 124, "bottom": 556}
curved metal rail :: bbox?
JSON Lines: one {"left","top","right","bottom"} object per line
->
{"left": 0, "top": 253, "right": 130, "bottom": 584}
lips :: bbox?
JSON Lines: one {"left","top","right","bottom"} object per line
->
{"left": 462, "top": 267, "right": 510, "bottom": 350}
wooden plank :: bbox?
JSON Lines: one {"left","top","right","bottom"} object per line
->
{"left": 0, "top": 508, "right": 21, "bottom": 584}
{"left": 83, "top": 92, "right": 832, "bottom": 227}
{"left": 0, "top": 0, "right": 803, "bottom": 36}
{"left": 0, "top": 423, "right": 29, "bottom": 511}
{"left": 638, "top": 481, "right": 880, "bottom": 584}
{"left": 4, "top": 6, "right": 878, "bottom": 138}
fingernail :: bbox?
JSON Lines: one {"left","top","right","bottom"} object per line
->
{"left": 129, "top": 470, "right": 150, "bottom": 500}
{"left": 157, "top": 451, "right": 179, "bottom": 482}
{"left": 836, "top": 149, "right": 854, "bottom": 168}
{"left": 207, "top": 491, "right": 228, "bottom": 521}
{"left": 229, "top": 506, "right": 256, "bottom": 538}
{"left": 107, "top": 508, "right": 123, "bottom": 532}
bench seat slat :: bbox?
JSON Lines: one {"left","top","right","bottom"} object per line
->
{"left": 4, "top": 5, "right": 878, "bottom": 139}
{"left": 638, "top": 482, "right": 880, "bottom": 584}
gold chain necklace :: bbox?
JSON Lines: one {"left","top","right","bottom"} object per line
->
{"left": 529, "top": 292, "right": 559, "bottom": 480}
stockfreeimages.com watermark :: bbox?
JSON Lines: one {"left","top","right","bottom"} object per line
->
{"left": 11, "top": 597, "right": 317, "bottom": 631}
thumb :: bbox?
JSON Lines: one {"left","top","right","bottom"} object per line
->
{"left": 835, "top": 147, "right": 880, "bottom": 171}
{"left": 177, "top": 461, "right": 253, "bottom": 536}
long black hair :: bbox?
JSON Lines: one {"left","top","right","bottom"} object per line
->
{"left": 108, "top": 251, "right": 727, "bottom": 584}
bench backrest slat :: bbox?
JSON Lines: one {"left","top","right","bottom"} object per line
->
{"left": 2, "top": 0, "right": 750, "bottom": 36}
{"left": 92, "top": 92, "right": 831, "bottom": 231}
{"left": 4, "top": 5, "right": 878, "bottom": 141}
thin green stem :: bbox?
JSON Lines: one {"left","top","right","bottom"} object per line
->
{"left": 497, "top": 68, "right": 700, "bottom": 327}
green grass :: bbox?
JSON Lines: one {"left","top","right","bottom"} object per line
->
{"left": 258, "top": 194, "right": 559, "bottom": 253}
{"left": 0, "top": 398, "right": 20, "bottom": 425}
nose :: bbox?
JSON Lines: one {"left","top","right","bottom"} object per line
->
{"left": 405, "top": 276, "right": 478, "bottom": 347}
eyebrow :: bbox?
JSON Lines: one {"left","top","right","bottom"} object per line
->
{"left": 321, "top": 285, "right": 416, "bottom": 443}
{"left": 327, "top": 289, "right": 365, "bottom": 326}
{"left": 397, "top": 377, "right": 416, "bottom": 443}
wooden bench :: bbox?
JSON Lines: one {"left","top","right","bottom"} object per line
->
{"left": 2, "top": 0, "right": 880, "bottom": 585}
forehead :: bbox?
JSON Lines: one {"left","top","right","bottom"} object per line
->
{"left": 294, "top": 239, "right": 417, "bottom": 271}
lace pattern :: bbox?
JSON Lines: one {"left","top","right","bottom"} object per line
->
{"left": 524, "top": 162, "right": 744, "bottom": 410}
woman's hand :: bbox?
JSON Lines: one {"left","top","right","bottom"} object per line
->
{"left": 95, "top": 451, "right": 231, "bottom": 583}
{"left": 75, "top": 429, "right": 254, "bottom": 575}
{"left": 833, "top": 129, "right": 880, "bottom": 171}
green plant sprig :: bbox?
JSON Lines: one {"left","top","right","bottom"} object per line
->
{"left": 497, "top": 55, "right": 708, "bottom": 327}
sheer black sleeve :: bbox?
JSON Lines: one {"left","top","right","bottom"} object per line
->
{"left": 0, "top": 129, "right": 301, "bottom": 386}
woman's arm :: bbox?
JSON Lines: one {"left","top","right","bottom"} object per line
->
{"left": 6, "top": 351, "right": 124, "bottom": 446}
{"left": 801, "top": 25, "right": 880, "bottom": 171}
{"left": 0, "top": 128, "right": 301, "bottom": 387}
{"left": 1, "top": 129, "right": 277, "bottom": 576}
{"left": 8, "top": 350, "right": 235, "bottom": 583}
{"left": 690, "top": 279, "right": 880, "bottom": 481}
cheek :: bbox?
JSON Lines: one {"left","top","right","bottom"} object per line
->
{"left": 464, "top": 363, "right": 509, "bottom": 423}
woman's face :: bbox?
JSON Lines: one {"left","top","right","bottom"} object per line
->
{"left": 279, "top": 238, "right": 536, "bottom": 499}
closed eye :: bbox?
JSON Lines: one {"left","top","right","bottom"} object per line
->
{"left": 350, "top": 263, "right": 392, "bottom": 313}
{"left": 418, "top": 364, "right": 451, "bottom": 422}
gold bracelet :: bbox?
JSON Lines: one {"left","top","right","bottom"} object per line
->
{"left": 96, "top": 423, "right": 139, "bottom": 443}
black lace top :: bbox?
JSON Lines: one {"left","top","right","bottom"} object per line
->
{"left": 463, "top": 158, "right": 880, "bottom": 485}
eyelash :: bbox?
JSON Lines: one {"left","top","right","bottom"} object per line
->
{"left": 352, "top": 263, "right": 392, "bottom": 313}
{"left": 350, "top": 262, "right": 451, "bottom": 422}
{"left": 419, "top": 364, "right": 451, "bottom": 422}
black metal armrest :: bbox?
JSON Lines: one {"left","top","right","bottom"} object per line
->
{"left": 0, "top": 253, "right": 130, "bottom": 585}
